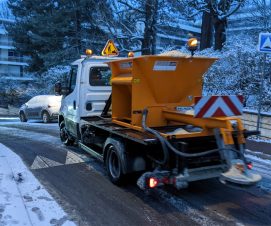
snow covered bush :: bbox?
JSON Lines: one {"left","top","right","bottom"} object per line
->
{"left": 36, "top": 65, "right": 70, "bottom": 94}
{"left": 0, "top": 79, "right": 39, "bottom": 107}
{"left": 0, "top": 65, "right": 70, "bottom": 107}
{"left": 199, "top": 35, "right": 271, "bottom": 111}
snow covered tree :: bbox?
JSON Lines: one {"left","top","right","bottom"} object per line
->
{"left": 95, "top": 1, "right": 143, "bottom": 54}
{"left": 7, "top": 0, "right": 107, "bottom": 71}
{"left": 109, "top": 0, "right": 159, "bottom": 55}
{"left": 248, "top": 0, "right": 271, "bottom": 31}
{"left": 177, "top": 0, "right": 245, "bottom": 50}
{"left": 211, "top": 0, "right": 245, "bottom": 50}
{"left": 97, "top": 0, "right": 172, "bottom": 55}
{"left": 0, "top": 0, "right": 12, "bottom": 19}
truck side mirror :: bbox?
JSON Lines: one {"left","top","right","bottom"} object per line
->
{"left": 54, "top": 82, "right": 62, "bottom": 95}
{"left": 55, "top": 81, "right": 70, "bottom": 96}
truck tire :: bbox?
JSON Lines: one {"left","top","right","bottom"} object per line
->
{"left": 19, "top": 112, "right": 27, "bottom": 122}
{"left": 42, "top": 111, "right": 51, "bottom": 123}
{"left": 106, "top": 144, "right": 125, "bottom": 185}
{"left": 60, "top": 121, "right": 74, "bottom": 146}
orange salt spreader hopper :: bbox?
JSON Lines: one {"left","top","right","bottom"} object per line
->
{"left": 108, "top": 55, "right": 247, "bottom": 145}
{"left": 108, "top": 55, "right": 238, "bottom": 140}
{"left": 109, "top": 55, "right": 216, "bottom": 126}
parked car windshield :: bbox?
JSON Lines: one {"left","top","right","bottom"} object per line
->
{"left": 27, "top": 96, "right": 40, "bottom": 105}
{"left": 89, "top": 67, "right": 111, "bottom": 86}
{"left": 26, "top": 95, "right": 62, "bottom": 106}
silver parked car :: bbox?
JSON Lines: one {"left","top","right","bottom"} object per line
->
{"left": 19, "top": 95, "right": 62, "bottom": 123}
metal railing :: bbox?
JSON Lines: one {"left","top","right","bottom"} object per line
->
{"left": 242, "top": 111, "right": 271, "bottom": 138}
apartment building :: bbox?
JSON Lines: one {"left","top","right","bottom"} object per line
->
{"left": 228, "top": 1, "right": 271, "bottom": 35}
{"left": 156, "top": 19, "right": 201, "bottom": 53}
{"left": 0, "top": 17, "right": 30, "bottom": 81}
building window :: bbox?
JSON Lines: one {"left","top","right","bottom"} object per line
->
{"left": 8, "top": 50, "right": 22, "bottom": 62}
{"left": 8, "top": 50, "right": 14, "bottom": 57}
{"left": 8, "top": 50, "right": 20, "bottom": 57}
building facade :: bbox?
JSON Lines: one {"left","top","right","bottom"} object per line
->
{"left": 156, "top": 19, "right": 201, "bottom": 53}
{"left": 228, "top": 1, "right": 271, "bottom": 35}
{"left": 0, "top": 17, "right": 29, "bottom": 81}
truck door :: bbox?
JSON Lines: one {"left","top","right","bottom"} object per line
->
{"left": 79, "top": 63, "right": 111, "bottom": 118}
{"left": 61, "top": 65, "right": 80, "bottom": 137}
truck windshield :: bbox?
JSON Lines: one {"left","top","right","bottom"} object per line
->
{"left": 89, "top": 67, "right": 111, "bottom": 86}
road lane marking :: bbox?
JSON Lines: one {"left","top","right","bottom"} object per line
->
{"left": 31, "top": 156, "right": 63, "bottom": 170}
{"left": 65, "top": 151, "right": 85, "bottom": 165}
{"left": 31, "top": 151, "right": 91, "bottom": 170}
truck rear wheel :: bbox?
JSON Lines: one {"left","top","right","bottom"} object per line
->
{"left": 106, "top": 144, "right": 125, "bottom": 185}
{"left": 60, "top": 121, "right": 74, "bottom": 146}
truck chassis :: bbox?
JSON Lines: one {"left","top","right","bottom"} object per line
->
{"left": 78, "top": 115, "right": 257, "bottom": 189}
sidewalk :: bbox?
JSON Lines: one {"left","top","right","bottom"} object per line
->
{"left": 0, "top": 143, "right": 75, "bottom": 226}
{"left": 246, "top": 138, "right": 271, "bottom": 155}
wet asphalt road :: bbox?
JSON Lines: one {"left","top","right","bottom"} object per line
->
{"left": 0, "top": 118, "right": 270, "bottom": 226}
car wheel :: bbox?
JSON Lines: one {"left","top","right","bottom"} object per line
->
{"left": 60, "top": 121, "right": 74, "bottom": 146}
{"left": 42, "top": 111, "right": 51, "bottom": 123}
{"left": 19, "top": 112, "right": 27, "bottom": 122}
{"left": 106, "top": 145, "right": 125, "bottom": 185}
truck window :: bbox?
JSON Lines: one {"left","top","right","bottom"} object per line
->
{"left": 69, "top": 65, "right": 78, "bottom": 93}
{"left": 89, "top": 67, "right": 111, "bottom": 86}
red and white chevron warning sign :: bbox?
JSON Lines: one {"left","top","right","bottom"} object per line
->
{"left": 194, "top": 95, "right": 243, "bottom": 118}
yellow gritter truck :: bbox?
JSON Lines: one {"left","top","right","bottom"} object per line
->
{"left": 58, "top": 54, "right": 261, "bottom": 190}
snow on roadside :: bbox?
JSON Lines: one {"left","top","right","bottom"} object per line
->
{"left": 0, "top": 117, "right": 19, "bottom": 120}
{"left": 245, "top": 150, "right": 271, "bottom": 192}
{"left": 0, "top": 143, "right": 76, "bottom": 226}
{"left": 0, "top": 125, "right": 60, "bottom": 146}
{"left": 247, "top": 136, "right": 271, "bottom": 144}
{"left": 245, "top": 153, "right": 271, "bottom": 166}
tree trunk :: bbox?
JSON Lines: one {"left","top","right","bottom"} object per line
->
{"left": 213, "top": 17, "right": 227, "bottom": 50}
{"left": 200, "top": 1, "right": 213, "bottom": 50}
{"left": 200, "top": 11, "right": 213, "bottom": 50}
{"left": 200, "top": 0, "right": 213, "bottom": 50}
{"left": 151, "top": 0, "right": 158, "bottom": 54}
{"left": 142, "top": 0, "right": 158, "bottom": 55}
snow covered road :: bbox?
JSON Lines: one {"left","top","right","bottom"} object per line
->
{"left": 0, "top": 119, "right": 271, "bottom": 226}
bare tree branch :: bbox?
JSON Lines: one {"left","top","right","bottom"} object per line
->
{"left": 118, "top": 0, "right": 145, "bottom": 14}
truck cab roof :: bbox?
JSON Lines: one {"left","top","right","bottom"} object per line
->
{"left": 71, "top": 56, "right": 126, "bottom": 66}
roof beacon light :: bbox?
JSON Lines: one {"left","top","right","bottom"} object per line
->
{"left": 85, "top": 49, "right": 93, "bottom": 56}
{"left": 128, "top": 51, "right": 135, "bottom": 58}
{"left": 187, "top": 38, "right": 198, "bottom": 57}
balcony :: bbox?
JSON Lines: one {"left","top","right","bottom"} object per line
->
{"left": 0, "top": 40, "right": 13, "bottom": 47}
{"left": 0, "top": 72, "right": 33, "bottom": 81}
{"left": 0, "top": 56, "right": 29, "bottom": 65}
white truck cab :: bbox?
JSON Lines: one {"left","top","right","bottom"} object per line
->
{"left": 58, "top": 56, "right": 120, "bottom": 144}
